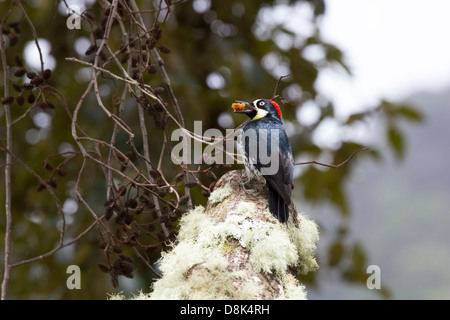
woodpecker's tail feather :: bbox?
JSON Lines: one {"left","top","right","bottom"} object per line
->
{"left": 267, "top": 184, "right": 289, "bottom": 224}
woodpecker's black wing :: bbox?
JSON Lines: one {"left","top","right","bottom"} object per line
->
{"left": 242, "top": 118, "right": 294, "bottom": 223}
{"left": 265, "top": 150, "right": 293, "bottom": 202}
{"left": 263, "top": 130, "right": 294, "bottom": 223}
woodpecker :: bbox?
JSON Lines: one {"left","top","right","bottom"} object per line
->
{"left": 233, "top": 99, "right": 294, "bottom": 223}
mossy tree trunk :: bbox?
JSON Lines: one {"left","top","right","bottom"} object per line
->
{"left": 142, "top": 170, "right": 319, "bottom": 300}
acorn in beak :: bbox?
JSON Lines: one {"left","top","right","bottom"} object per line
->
{"left": 232, "top": 101, "right": 256, "bottom": 115}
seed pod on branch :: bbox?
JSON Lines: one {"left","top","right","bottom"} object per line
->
{"left": 42, "top": 69, "right": 52, "bottom": 80}
{"left": 97, "top": 263, "right": 110, "bottom": 273}
{"left": 135, "top": 205, "right": 144, "bottom": 215}
{"left": 12, "top": 83, "right": 22, "bottom": 92}
{"left": 117, "top": 185, "right": 126, "bottom": 197}
{"left": 206, "top": 171, "right": 217, "bottom": 182}
{"left": 9, "top": 36, "right": 19, "bottom": 47}
{"left": 115, "top": 209, "right": 127, "bottom": 224}
{"left": 158, "top": 45, "right": 171, "bottom": 54}
{"left": 27, "top": 93, "right": 35, "bottom": 104}
{"left": 36, "top": 183, "right": 46, "bottom": 192}
{"left": 105, "top": 207, "right": 114, "bottom": 221}
{"left": 47, "top": 178, "right": 57, "bottom": 189}
{"left": 153, "top": 87, "right": 165, "bottom": 95}
{"left": 146, "top": 37, "right": 157, "bottom": 50}
{"left": 16, "top": 96, "right": 24, "bottom": 106}
{"left": 2, "top": 96, "right": 14, "bottom": 105}
{"left": 45, "top": 100, "right": 55, "bottom": 109}
{"left": 174, "top": 207, "right": 186, "bottom": 216}
{"left": 124, "top": 213, "right": 134, "bottom": 225}
{"left": 147, "top": 64, "right": 157, "bottom": 74}
{"left": 124, "top": 199, "right": 138, "bottom": 209}
{"left": 43, "top": 160, "right": 53, "bottom": 171}
{"left": 119, "top": 254, "right": 133, "bottom": 263}
{"left": 184, "top": 181, "right": 198, "bottom": 188}
{"left": 179, "top": 195, "right": 189, "bottom": 205}
{"left": 153, "top": 114, "right": 167, "bottom": 129}
{"left": 85, "top": 44, "right": 97, "bottom": 55}
{"left": 30, "top": 76, "right": 44, "bottom": 86}
{"left": 56, "top": 167, "right": 67, "bottom": 177}
{"left": 149, "top": 169, "right": 161, "bottom": 181}
{"left": 202, "top": 189, "right": 210, "bottom": 198}
{"left": 22, "top": 83, "right": 33, "bottom": 91}
{"left": 112, "top": 244, "right": 123, "bottom": 253}
{"left": 14, "top": 69, "right": 26, "bottom": 77}
{"left": 14, "top": 54, "right": 23, "bottom": 67}
{"left": 175, "top": 172, "right": 184, "bottom": 183}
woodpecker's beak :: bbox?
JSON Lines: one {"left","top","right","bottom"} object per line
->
{"left": 233, "top": 101, "right": 256, "bottom": 114}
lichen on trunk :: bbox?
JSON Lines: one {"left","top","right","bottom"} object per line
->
{"left": 120, "top": 170, "right": 319, "bottom": 300}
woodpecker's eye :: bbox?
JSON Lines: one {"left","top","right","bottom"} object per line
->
{"left": 257, "top": 100, "right": 265, "bottom": 107}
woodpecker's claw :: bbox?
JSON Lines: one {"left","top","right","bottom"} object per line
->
{"left": 231, "top": 177, "right": 253, "bottom": 196}
{"left": 231, "top": 177, "right": 249, "bottom": 188}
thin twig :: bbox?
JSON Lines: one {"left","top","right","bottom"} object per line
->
{"left": 127, "top": 0, "right": 194, "bottom": 210}
{"left": 14, "top": 0, "right": 44, "bottom": 72}
{"left": 106, "top": 17, "right": 131, "bottom": 200}
{"left": 11, "top": 92, "right": 42, "bottom": 126}
{"left": 10, "top": 220, "right": 98, "bottom": 268}
{"left": 130, "top": 0, "right": 183, "bottom": 14}
{"left": 0, "top": 143, "right": 72, "bottom": 273}
{"left": 136, "top": 94, "right": 170, "bottom": 238}
{"left": 133, "top": 247, "right": 162, "bottom": 278}
{"left": 272, "top": 73, "right": 290, "bottom": 100}
{"left": 293, "top": 147, "right": 370, "bottom": 168}
{"left": 0, "top": 9, "right": 13, "bottom": 300}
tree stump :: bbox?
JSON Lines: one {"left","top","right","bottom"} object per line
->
{"left": 148, "top": 169, "right": 319, "bottom": 300}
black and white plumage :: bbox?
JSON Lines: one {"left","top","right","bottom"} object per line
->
{"left": 234, "top": 99, "right": 294, "bottom": 223}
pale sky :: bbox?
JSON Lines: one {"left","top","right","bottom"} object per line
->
{"left": 318, "top": 0, "right": 450, "bottom": 118}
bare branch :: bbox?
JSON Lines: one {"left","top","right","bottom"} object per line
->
{"left": 0, "top": 8, "right": 13, "bottom": 301}
{"left": 14, "top": 0, "right": 44, "bottom": 72}
{"left": 293, "top": 147, "right": 370, "bottom": 168}
{"left": 272, "top": 73, "right": 290, "bottom": 100}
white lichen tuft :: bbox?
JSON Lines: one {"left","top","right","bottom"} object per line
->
{"left": 150, "top": 237, "right": 230, "bottom": 299}
{"left": 249, "top": 228, "right": 299, "bottom": 275}
{"left": 108, "top": 290, "right": 155, "bottom": 300}
{"left": 234, "top": 201, "right": 257, "bottom": 218}
{"left": 207, "top": 183, "right": 232, "bottom": 205}
{"left": 107, "top": 292, "right": 126, "bottom": 300}
{"left": 176, "top": 206, "right": 211, "bottom": 242}
{"left": 278, "top": 274, "right": 307, "bottom": 300}
{"left": 289, "top": 214, "right": 320, "bottom": 274}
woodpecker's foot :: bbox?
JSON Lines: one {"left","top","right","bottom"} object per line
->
{"left": 231, "top": 177, "right": 252, "bottom": 195}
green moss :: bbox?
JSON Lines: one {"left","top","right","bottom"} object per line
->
{"left": 221, "top": 238, "right": 240, "bottom": 253}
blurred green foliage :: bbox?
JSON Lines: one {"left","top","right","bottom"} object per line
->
{"left": 0, "top": 0, "right": 422, "bottom": 299}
